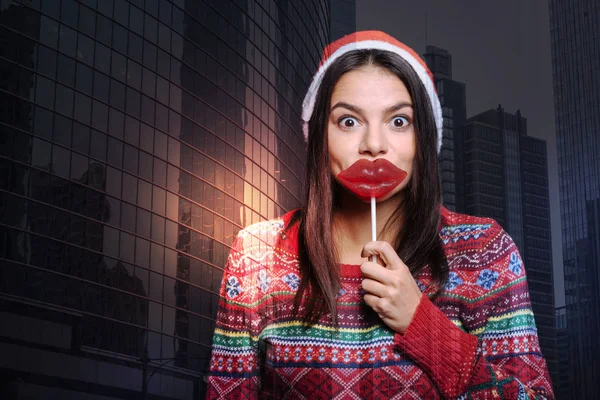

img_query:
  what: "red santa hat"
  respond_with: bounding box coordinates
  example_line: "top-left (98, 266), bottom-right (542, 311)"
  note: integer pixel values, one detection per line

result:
top-left (302, 30), bottom-right (443, 153)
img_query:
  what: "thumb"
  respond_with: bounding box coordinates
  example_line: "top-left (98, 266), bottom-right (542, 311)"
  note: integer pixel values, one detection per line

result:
top-left (361, 244), bottom-right (387, 268)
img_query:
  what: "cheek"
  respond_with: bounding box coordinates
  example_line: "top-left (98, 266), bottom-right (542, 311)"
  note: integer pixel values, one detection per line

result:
top-left (328, 148), bottom-right (344, 176)
top-left (327, 134), bottom-right (349, 173)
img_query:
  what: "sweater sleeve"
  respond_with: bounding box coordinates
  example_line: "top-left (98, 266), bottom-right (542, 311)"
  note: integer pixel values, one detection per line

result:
top-left (394, 232), bottom-right (555, 399)
top-left (205, 234), bottom-right (261, 400)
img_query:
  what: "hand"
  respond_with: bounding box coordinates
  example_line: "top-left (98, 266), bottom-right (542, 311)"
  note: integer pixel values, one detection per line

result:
top-left (360, 241), bottom-right (423, 334)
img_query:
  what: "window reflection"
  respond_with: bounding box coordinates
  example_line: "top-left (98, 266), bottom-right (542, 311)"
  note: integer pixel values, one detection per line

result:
top-left (138, 180), bottom-right (151, 210)
top-left (59, 24), bottom-right (77, 58)
top-left (77, 34), bottom-right (95, 66)
top-left (120, 231), bottom-right (134, 263)
top-left (32, 138), bottom-right (51, 170)
top-left (122, 173), bottom-right (137, 204)
top-left (55, 84), bottom-right (74, 117)
top-left (35, 75), bottom-right (55, 110)
top-left (94, 43), bottom-right (111, 74)
top-left (91, 100), bottom-right (108, 133)
top-left (39, 15), bottom-right (59, 48)
top-left (78, 5), bottom-right (95, 37)
top-left (152, 186), bottom-right (166, 215)
top-left (149, 271), bottom-right (162, 302)
top-left (107, 137), bottom-right (123, 168)
top-left (53, 114), bottom-right (72, 147)
top-left (143, 40), bottom-right (157, 70)
top-left (139, 151), bottom-right (153, 181)
top-left (165, 219), bottom-right (177, 248)
top-left (136, 237), bottom-right (150, 269)
top-left (73, 93), bottom-right (91, 125)
top-left (128, 31), bottom-right (143, 62)
top-left (148, 302), bottom-right (161, 332)
top-left (123, 144), bottom-right (139, 174)
top-left (112, 23), bottom-right (128, 55)
top-left (136, 207), bottom-right (151, 238)
top-left (52, 145), bottom-right (70, 178)
top-left (157, 48), bottom-right (170, 79)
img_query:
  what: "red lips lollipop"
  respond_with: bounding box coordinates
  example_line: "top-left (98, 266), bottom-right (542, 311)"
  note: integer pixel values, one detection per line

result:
top-left (337, 159), bottom-right (408, 201)
top-left (337, 159), bottom-right (408, 262)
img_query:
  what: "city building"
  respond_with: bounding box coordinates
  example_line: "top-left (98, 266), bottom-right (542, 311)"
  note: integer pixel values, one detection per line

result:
top-left (462, 105), bottom-right (557, 387)
top-left (549, 0), bottom-right (600, 396)
top-left (423, 45), bottom-right (467, 212)
top-left (0, 0), bottom-right (333, 398)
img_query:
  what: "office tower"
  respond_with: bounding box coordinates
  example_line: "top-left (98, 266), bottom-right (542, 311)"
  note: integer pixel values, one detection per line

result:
top-left (423, 45), bottom-right (467, 212)
top-left (463, 105), bottom-right (557, 387)
top-left (549, 0), bottom-right (600, 396)
top-left (0, 0), bottom-right (329, 398)
top-left (329, 0), bottom-right (355, 41)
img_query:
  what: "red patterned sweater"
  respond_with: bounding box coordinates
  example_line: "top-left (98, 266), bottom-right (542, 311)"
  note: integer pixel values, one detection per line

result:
top-left (206, 207), bottom-right (554, 399)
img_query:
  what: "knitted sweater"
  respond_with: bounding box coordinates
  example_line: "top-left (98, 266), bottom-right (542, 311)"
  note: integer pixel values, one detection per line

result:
top-left (206, 207), bottom-right (554, 399)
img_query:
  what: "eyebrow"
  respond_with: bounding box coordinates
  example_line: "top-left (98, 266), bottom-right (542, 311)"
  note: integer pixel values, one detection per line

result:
top-left (330, 101), bottom-right (413, 115)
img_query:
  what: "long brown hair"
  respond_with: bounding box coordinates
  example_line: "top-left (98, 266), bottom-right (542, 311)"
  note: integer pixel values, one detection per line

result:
top-left (293, 49), bottom-right (448, 325)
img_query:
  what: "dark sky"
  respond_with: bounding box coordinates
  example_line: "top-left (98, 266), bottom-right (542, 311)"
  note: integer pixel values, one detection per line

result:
top-left (356, 0), bottom-right (565, 306)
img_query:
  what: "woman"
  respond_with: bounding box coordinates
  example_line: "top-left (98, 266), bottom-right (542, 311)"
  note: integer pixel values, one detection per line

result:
top-left (206, 31), bottom-right (554, 399)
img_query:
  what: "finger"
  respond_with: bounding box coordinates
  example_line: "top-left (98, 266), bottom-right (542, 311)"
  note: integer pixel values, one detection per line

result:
top-left (368, 252), bottom-right (384, 267)
top-left (361, 278), bottom-right (388, 298)
top-left (363, 293), bottom-right (380, 311)
top-left (361, 241), bottom-right (405, 271)
top-left (360, 262), bottom-right (392, 283)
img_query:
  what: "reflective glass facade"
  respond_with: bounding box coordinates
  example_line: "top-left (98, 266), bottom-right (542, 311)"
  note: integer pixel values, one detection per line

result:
top-left (463, 106), bottom-right (557, 386)
top-left (0, 0), bottom-right (331, 398)
top-left (549, 0), bottom-right (600, 396)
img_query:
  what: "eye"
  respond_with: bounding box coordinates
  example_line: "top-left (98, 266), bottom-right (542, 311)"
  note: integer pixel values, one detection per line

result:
top-left (390, 116), bottom-right (410, 129)
top-left (338, 116), bottom-right (360, 129)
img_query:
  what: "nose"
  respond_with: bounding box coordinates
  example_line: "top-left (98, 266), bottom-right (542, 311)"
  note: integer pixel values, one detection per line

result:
top-left (359, 123), bottom-right (388, 157)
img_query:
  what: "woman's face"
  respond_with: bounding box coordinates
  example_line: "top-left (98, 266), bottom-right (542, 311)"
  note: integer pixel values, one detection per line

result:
top-left (328, 65), bottom-right (416, 203)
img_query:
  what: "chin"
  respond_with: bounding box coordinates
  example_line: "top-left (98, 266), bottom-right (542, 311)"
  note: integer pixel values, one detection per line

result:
top-left (374, 187), bottom-right (406, 203)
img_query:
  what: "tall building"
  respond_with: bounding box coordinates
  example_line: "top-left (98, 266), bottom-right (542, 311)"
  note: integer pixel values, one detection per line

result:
top-left (462, 105), bottom-right (557, 388)
top-left (422, 45), bottom-right (467, 212)
top-left (329, 0), bottom-right (355, 41)
top-left (549, 0), bottom-right (600, 396)
top-left (0, 0), bottom-right (330, 398)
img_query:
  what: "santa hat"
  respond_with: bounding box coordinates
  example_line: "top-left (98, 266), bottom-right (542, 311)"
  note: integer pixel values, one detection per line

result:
top-left (302, 30), bottom-right (443, 153)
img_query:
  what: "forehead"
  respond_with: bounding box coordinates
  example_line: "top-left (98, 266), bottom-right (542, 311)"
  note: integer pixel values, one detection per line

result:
top-left (331, 65), bottom-right (412, 107)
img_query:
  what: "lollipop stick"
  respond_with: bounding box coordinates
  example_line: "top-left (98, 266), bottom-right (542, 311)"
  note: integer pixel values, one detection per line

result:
top-left (370, 196), bottom-right (377, 263)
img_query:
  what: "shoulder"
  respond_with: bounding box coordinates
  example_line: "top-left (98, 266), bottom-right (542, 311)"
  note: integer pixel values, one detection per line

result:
top-left (438, 207), bottom-right (527, 304)
top-left (228, 209), bottom-right (301, 269)
top-left (439, 206), bottom-right (517, 270)
top-left (223, 210), bottom-right (301, 303)
top-left (235, 208), bottom-right (300, 246)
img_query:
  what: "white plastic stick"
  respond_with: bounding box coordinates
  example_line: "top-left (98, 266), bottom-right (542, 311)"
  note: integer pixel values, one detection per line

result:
top-left (370, 196), bottom-right (377, 263)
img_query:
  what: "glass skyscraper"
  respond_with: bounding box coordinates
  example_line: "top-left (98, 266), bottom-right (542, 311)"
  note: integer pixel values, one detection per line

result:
top-left (549, 0), bottom-right (600, 396)
top-left (462, 106), bottom-right (557, 387)
top-left (0, 0), bottom-right (332, 398)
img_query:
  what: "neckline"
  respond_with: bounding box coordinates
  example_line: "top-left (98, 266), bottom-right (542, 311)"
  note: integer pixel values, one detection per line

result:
top-left (339, 263), bottom-right (362, 278)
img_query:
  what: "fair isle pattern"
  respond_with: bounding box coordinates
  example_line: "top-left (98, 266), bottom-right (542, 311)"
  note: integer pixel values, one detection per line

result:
top-left (206, 207), bottom-right (555, 399)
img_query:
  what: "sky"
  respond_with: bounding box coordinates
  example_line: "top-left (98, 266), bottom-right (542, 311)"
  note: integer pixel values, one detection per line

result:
top-left (355, 0), bottom-right (565, 307)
